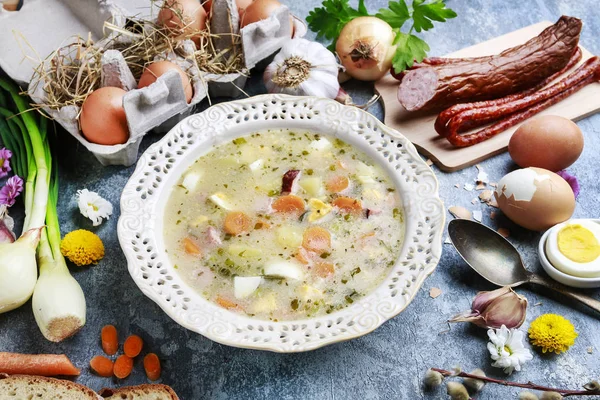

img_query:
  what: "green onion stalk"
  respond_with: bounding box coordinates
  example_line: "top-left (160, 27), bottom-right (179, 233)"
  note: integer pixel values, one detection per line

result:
top-left (0, 78), bottom-right (85, 341)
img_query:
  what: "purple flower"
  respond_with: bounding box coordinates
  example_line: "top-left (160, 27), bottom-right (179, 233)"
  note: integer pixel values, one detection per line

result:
top-left (557, 170), bottom-right (580, 198)
top-left (0, 148), bottom-right (12, 179)
top-left (0, 175), bottom-right (23, 207)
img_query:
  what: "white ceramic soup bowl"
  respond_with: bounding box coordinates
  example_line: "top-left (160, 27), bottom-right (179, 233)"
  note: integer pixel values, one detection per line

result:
top-left (118, 94), bottom-right (444, 352)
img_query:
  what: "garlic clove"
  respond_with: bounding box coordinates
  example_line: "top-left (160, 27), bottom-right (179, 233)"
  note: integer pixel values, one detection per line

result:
top-left (449, 286), bottom-right (527, 329)
top-left (479, 289), bottom-right (527, 329)
top-left (471, 286), bottom-right (512, 313)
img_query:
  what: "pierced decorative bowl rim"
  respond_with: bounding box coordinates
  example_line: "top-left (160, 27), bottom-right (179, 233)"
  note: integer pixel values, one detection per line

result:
top-left (118, 94), bottom-right (445, 352)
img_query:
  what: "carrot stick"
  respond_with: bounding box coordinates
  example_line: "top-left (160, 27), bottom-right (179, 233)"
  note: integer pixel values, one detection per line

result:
top-left (143, 353), bottom-right (161, 381)
top-left (123, 335), bottom-right (144, 358)
top-left (89, 355), bottom-right (114, 377)
top-left (101, 325), bottom-right (118, 356)
top-left (0, 352), bottom-right (80, 376)
top-left (113, 355), bottom-right (133, 379)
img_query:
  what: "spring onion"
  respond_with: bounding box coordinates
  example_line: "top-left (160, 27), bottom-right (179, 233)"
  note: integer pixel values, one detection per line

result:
top-left (0, 78), bottom-right (86, 341)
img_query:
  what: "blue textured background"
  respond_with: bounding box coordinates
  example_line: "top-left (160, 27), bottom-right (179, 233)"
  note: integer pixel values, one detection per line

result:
top-left (1, 1), bottom-right (600, 399)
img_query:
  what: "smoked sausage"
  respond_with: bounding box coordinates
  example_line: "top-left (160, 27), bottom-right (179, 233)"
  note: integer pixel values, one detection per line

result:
top-left (397, 16), bottom-right (582, 111)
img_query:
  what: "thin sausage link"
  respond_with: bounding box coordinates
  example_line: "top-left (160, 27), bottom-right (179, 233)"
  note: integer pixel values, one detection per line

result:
top-left (435, 48), bottom-right (583, 136)
top-left (447, 75), bottom-right (595, 147)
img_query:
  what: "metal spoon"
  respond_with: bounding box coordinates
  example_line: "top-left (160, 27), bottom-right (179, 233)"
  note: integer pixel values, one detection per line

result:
top-left (448, 218), bottom-right (600, 313)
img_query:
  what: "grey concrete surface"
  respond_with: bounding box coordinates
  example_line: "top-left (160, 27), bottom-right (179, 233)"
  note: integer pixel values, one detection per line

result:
top-left (1, 1), bottom-right (600, 399)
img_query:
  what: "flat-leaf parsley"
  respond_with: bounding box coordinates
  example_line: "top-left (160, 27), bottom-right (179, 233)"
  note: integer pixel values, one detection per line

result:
top-left (307, 0), bottom-right (457, 73)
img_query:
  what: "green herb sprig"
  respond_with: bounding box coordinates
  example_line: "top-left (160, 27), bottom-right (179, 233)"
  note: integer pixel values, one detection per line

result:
top-left (306, 0), bottom-right (457, 73)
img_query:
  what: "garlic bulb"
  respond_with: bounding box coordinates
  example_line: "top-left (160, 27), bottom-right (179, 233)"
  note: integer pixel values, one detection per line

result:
top-left (264, 38), bottom-right (340, 99)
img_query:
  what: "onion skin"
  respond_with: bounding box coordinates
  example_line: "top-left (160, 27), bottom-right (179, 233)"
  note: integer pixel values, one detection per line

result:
top-left (336, 16), bottom-right (397, 81)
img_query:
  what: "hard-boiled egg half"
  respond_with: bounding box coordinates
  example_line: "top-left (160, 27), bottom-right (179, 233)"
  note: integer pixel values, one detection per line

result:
top-left (546, 220), bottom-right (600, 278)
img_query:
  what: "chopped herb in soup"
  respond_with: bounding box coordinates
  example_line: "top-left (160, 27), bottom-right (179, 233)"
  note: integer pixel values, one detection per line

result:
top-left (164, 130), bottom-right (404, 321)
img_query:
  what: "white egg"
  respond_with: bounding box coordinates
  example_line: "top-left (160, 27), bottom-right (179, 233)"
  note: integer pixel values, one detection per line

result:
top-left (545, 219), bottom-right (600, 278)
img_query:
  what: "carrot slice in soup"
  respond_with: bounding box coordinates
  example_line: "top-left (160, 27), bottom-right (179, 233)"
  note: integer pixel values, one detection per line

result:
top-left (294, 247), bottom-right (312, 265)
top-left (326, 176), bottom-right (349, 193)
top-left (113, 355), bottom-right (133, 379)
top-left (314, 262), bottom-right (335, 277)
top-left (332, 196), bottom-right (362, 214)
top-left (0, 352), bottom-right (80, 376)
top-left (183, 237), bottom-right (202, 256)
top-left (144, 353), bottom-right (161, 381)
top-left (224, 211), bottom-right (252, 235)
top-left (101, 325), bottom-right (118, 356)
top-left (302, 227), bottom-right (331, 254)
top-left (89, 355), bottom-right (114, 377)
top-left (123, 335), bottom-right (144, 358)
top-left (272, 195), bottom-right (305, 215)
top-left (216, 296), bottom-right (238, 310)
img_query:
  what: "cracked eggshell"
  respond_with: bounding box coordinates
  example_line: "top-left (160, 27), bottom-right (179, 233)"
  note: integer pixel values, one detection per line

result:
top-left (494, 167), bottom-right (575, 231)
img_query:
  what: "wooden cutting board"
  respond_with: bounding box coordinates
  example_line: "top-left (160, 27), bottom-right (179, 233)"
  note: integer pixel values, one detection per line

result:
top-left (375, 21), bottom-right (600, 172)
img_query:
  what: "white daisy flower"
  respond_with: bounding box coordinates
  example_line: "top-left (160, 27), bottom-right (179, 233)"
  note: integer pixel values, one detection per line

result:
top-left (77, 189), bottom-right (113, 226)
top-left (487, 325), bottom-right (533, 375)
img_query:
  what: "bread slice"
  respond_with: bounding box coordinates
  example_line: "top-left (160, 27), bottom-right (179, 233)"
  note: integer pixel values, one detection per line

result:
top-left (0, 374), bottom-right (101, 400)
top-left (98, 384), bottom-right (179, 400)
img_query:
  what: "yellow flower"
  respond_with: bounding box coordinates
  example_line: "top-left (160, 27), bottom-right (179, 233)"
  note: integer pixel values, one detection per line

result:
top-left (528, 314), bottom-right (578, 354)
top-left (60, 229), bottom-right (105, 266)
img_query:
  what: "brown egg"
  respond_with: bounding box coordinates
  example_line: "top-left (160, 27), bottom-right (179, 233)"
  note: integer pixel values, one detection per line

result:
top-left (495, 167), bottom-right (575, 231)
top-left (203, 0), bottom-right (253, 15)
top-left (240, 0), bottom-right (294, 37)
top-left (509, 115), bottom-right (583, 171)
top-left (157, 0), bottom-right (207, 48)
top-left (138, 61), bottom-right (193, 103)
top-left (80, 87), bottom-right (129, 146)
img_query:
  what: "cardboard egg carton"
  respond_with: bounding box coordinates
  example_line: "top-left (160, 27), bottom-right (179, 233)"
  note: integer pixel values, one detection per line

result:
top-left (28, 37), bottom-right (209, 166)
top-left (1, 0), bottom-right (305, 166)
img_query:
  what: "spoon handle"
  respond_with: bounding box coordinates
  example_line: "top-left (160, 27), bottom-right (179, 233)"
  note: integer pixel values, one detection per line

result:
top-left (528, 274), bottom-right (600, 313)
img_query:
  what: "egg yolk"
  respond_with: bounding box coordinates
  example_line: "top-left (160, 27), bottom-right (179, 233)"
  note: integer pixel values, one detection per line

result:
top-left (557, 224), bottom-right (600, 263)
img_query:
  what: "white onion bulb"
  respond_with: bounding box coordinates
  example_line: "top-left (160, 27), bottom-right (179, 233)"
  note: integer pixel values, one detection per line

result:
top-left (336, 16), bottom-right (397, 81)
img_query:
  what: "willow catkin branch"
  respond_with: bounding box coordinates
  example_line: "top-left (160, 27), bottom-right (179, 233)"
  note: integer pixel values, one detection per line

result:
top-left (432, 368), bottom-right (600, 397)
